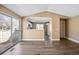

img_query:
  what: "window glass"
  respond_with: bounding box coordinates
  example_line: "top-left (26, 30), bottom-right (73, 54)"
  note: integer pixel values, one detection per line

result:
top-left (36, 24), bottom-right (44, 30)
top-left (0, 13), bottom-right (11, 43)
top-left (12, 18), bottom-right (19, 33)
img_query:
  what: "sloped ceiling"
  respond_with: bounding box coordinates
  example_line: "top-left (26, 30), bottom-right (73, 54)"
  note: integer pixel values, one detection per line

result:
top-left (48, 4), bottom-right (79, 17)
top-left (3, 4), bottom-right (49, 16)
top-left (3, 4), bottom-right (79, 17)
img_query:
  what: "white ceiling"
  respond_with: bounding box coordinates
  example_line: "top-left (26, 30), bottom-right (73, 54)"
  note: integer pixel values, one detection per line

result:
top-left (3, 4), bottom-right (79, 17)
top-left (48, 4), bottom-right (79, 17)
top-left (3, 4), bottom-right (48, 16)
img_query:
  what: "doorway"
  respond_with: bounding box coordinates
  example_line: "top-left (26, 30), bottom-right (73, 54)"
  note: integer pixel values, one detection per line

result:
top-left (60, 18), bottom-right (68, 39)
top-left (44, 22), bottom-right (50, 41)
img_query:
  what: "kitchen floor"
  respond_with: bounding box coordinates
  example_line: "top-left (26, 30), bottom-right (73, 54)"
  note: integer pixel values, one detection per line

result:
top-left (2, 39), bottom-right (79, 55)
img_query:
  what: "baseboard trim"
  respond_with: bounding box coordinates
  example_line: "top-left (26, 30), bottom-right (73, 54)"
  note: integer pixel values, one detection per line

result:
top-left (51, 39), bottom-right (60, 41)
top-left (22, 39), bottom-right (44, 41)
top-left (66, 37), bottom-right (79, 43)
top-left (22, 39), bottom-right (60, 41)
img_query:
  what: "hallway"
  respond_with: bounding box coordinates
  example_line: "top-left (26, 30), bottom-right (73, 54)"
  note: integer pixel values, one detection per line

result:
top-left (3, 39), bottom-right (79, 55)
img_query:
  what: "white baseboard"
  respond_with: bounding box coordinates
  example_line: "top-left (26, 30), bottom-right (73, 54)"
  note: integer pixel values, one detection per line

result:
top-left (22, 39), bottom-right (60, 41)
top-left (51, 39), bottom-right (60, 41)
top-left (66, 37), bottom-right (79, 43)
top-left (22, 39), bottom-right (44, 41)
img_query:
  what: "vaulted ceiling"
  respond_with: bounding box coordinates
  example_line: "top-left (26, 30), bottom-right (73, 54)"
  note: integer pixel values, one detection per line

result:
top-left (3, 4), bottom-right (79, 17)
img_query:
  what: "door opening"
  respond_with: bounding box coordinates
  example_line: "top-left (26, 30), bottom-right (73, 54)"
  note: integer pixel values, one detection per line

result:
top-left (44, 22), bottom-right (50, 41)
top-left (60, 18), bottom-right (68, 39)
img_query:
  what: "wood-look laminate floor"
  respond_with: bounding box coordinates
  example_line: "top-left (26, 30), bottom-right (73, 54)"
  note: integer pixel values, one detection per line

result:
top-left (3, 39), bottom-right (79, 55)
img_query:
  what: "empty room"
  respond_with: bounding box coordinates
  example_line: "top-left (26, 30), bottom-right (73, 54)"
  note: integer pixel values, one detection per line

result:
top-left (0, 4), bottom-right (79, 55)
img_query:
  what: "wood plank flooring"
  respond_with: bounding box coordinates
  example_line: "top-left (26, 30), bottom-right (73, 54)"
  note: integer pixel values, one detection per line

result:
top-left (2, 39), bottom-right (79, 55)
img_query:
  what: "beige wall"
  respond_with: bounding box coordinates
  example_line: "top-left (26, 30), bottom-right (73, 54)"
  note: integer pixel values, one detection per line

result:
top-left (68, 15), bottom-right (79, 42)
top-left (22, 11), bottom-right (68, 40)
top-left (23, 30), bottom-right (44, 39)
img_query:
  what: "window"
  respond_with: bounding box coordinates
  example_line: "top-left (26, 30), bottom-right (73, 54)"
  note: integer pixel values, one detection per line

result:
top-left (0, 12), bottom-right (21, 54)
top-left (0, 13), bottom-right (11, 43)
top-left (0, 13), bottom-right (20, 43)
top-left (12, 17), bottom-right (19, 33)
top-left (36, 24), bottom-right (44, 30)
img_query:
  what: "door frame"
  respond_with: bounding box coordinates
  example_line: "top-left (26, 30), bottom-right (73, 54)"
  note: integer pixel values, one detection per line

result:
top-left (60, 18), bottom-right (68, 39)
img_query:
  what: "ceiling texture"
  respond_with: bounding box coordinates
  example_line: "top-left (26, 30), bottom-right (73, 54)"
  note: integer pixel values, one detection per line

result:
top-left (3, 4), bottom-right (79, 17)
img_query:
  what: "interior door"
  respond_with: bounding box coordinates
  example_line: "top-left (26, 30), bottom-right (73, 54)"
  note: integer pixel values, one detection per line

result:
top-left (60, 19), bottom-right (66, 38)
